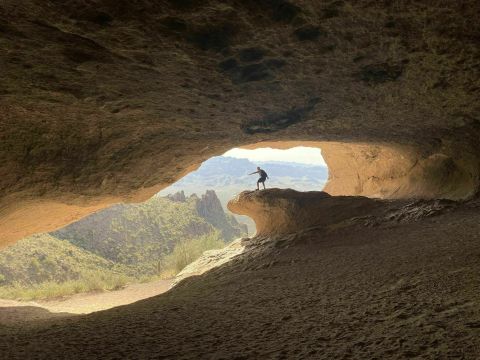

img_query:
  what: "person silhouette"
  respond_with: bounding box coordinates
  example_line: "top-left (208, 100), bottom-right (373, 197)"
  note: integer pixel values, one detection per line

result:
top-left (249, 166), bottom-right (269, 190)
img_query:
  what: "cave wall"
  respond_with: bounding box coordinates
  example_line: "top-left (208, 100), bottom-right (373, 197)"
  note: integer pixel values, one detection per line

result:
top-left (242, 140), bottom-right (480, 201)
top-left (1, 0), bottom-right (479, 246)
top-left (321, 142), bottom-right (480, 200)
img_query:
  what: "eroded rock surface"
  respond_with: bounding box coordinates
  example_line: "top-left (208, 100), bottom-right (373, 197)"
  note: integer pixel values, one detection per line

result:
top-left (228, 188), bottom-right (386, 236)
top-left (321, 142), bottom-right (480, 200)
top-left (1, 194), bottom-right (480, 359)
top-left (1, 1), bottom-right (480, 244)
top-left (228, 188), bottom-right (461, 237)
top-left (171, 237), bottom-right (245, 287)
top-left (1, 2), bottom-right (480, 357)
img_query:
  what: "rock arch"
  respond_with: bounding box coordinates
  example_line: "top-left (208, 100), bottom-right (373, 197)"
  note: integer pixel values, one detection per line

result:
top-left (1, 0), bottom-right (479, 246)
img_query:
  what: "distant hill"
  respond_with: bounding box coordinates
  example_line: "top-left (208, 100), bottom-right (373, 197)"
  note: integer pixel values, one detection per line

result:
top-left (0, 234), bottom-right (132, 287)
top-left (0, 155), bottom-right (327, 299)
top-left (159, 156), bottom-right (328, 189)
top-left (52, 190), bottom-right (247, 274)
top-left (0, 191), bottom-right (247, 300)
top-left (158, 156), bottom-right (329, 233)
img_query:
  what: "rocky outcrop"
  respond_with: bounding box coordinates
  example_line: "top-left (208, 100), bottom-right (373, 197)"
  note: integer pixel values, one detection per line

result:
top-left (1, 1), bottom-right (480, 245)
top-left (166, 191), bottom-right (186, 203)
top-left (195, 190), bottom-right (224, 219)
top-left (227, 188), bottom-right (461, 237)
top-left (195, 190), bottom-right (248, 240)
top-left (227, 189), bottom-right (385, 237)
top-left (171, 237), bottom-right (245, 287)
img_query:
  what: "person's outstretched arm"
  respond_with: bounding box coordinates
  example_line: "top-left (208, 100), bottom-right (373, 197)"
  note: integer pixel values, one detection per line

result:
top-left (248, 171), bottom-right (258, 175)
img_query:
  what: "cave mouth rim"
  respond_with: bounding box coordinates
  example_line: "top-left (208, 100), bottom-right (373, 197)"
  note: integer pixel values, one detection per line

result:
top-left (1, 138), bottom-right (477, 248)
top-left (158, 142), bottom-right (331, 236)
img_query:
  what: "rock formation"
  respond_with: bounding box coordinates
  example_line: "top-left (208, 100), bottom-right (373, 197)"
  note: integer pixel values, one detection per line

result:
top-left (227, 188), bottom-right (458, 238)
top-left (1, 1), bottom-right (480, 358)
top-left (194, 189), bottom-right (248, 239)
top-left (166, 190), bottom-right (186, 202)
top-left (228, 189), bottom-right (379, 236)
top-left (1, 0), bottom-right (480, 245)
top-left (195, 190), bottom-right (225, 219)
top-left (171, 237), bottom-right (246, 287)
top-left (2, 191), bottom-right (480, 358)
top-left (176, 188), bottom-right (450, 287)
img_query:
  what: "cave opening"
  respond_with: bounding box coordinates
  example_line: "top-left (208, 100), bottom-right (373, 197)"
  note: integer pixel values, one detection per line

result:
top-left (1, 0), bottom-right (479, 355)
top-left (0, 137), bottom-right (477, 325)
top-left (0, 144), bottom-right (328, 316)
top-left (159, 144), bottom-right (329, 235)
top-left (1, 137), bottom-right (475, 317)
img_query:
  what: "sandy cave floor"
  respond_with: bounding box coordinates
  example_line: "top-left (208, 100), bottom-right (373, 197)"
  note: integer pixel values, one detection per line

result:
top-left (0, 279), bottom-right (173, 324)
top-left (0, 198), bottom-right (480, 359)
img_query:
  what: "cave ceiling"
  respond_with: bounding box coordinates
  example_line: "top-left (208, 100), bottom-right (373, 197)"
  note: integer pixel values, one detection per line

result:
top-left (0, 0), bottom-right (479, 243)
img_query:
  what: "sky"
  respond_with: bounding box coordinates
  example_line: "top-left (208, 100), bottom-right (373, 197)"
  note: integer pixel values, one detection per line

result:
top-left (222, 146), bottom-right (327, 166)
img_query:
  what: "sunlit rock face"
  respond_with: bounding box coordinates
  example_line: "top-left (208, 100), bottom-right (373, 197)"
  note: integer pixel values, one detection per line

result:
top-left (242, 141), bottom-right (480, 201)
top-left (171, 237), bottom-right (245, 287)
top-left (321, 142), bottom-right (480, 201)
top-left (228, 188), bottom-right (459, 237)
top-left (1, 1), bottom-right (479, 244)
top-left (227, 189), bottom-right (382, 236)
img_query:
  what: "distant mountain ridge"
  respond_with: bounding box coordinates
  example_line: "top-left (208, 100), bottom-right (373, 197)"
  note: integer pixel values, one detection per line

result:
top-left (158, 156), bottom-right (329, 234)
top-left (166, 156), bottom-right (328, 185)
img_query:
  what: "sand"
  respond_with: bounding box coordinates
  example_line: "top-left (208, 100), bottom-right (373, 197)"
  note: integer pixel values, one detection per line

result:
top-left (0, 195), bottom-right (479, 359)
top-left (0, 279), bottom-right (172, 325)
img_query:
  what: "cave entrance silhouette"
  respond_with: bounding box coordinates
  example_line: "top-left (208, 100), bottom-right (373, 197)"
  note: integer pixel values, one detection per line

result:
top-left (0, 141), bottom-right (475, 322)
top-left (1, 139), bottom-right (476, 250)
top-left (158, 143), bottom-right (329, 235)
top-left (0, 143), bottom-right (328, 317)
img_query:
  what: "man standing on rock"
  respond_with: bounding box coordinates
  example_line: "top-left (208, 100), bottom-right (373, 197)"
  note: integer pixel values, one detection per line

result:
top-left (249, 167), bottom-right (269, 190)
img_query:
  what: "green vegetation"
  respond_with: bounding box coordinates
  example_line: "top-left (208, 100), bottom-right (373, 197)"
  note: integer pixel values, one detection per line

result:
top-left (0, 272), bottom-right (130, 301)
top-left (161, 231), bottom-right (225, 277)
top-left (52, 193), bottom-right (245, 276)
top-left (0, 191), bottom-right (247, 300)
top-left (0, 234), bottom-right (134, 300)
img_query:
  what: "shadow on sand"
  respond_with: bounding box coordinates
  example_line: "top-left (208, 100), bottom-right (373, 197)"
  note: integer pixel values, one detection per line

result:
top-left (0, 304), bottom-right (75, 325)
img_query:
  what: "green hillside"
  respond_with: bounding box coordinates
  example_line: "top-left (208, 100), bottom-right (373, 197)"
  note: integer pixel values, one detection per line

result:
top-left (52, 190), bottom-right (246, 275)
top-left (0, 191), bottom-right (247, 300)
top-left (0, 234), bottom-right (133, 300)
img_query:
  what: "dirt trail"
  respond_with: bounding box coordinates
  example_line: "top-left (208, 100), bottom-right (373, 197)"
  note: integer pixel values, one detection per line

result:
top-left (0, 279), bottom-right (172, 324)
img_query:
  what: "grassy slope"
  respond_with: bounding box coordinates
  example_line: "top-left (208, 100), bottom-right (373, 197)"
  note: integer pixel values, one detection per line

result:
top-left (0, 192), bottom-right (246, 300)
top-left (0, 234), bottom-right (134, 300)
top-left (52, 195), bottom-right (245, 275)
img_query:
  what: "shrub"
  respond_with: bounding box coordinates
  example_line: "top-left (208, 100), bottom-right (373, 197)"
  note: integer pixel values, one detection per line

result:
top-left (161, 231), bottom-right (225, 274)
